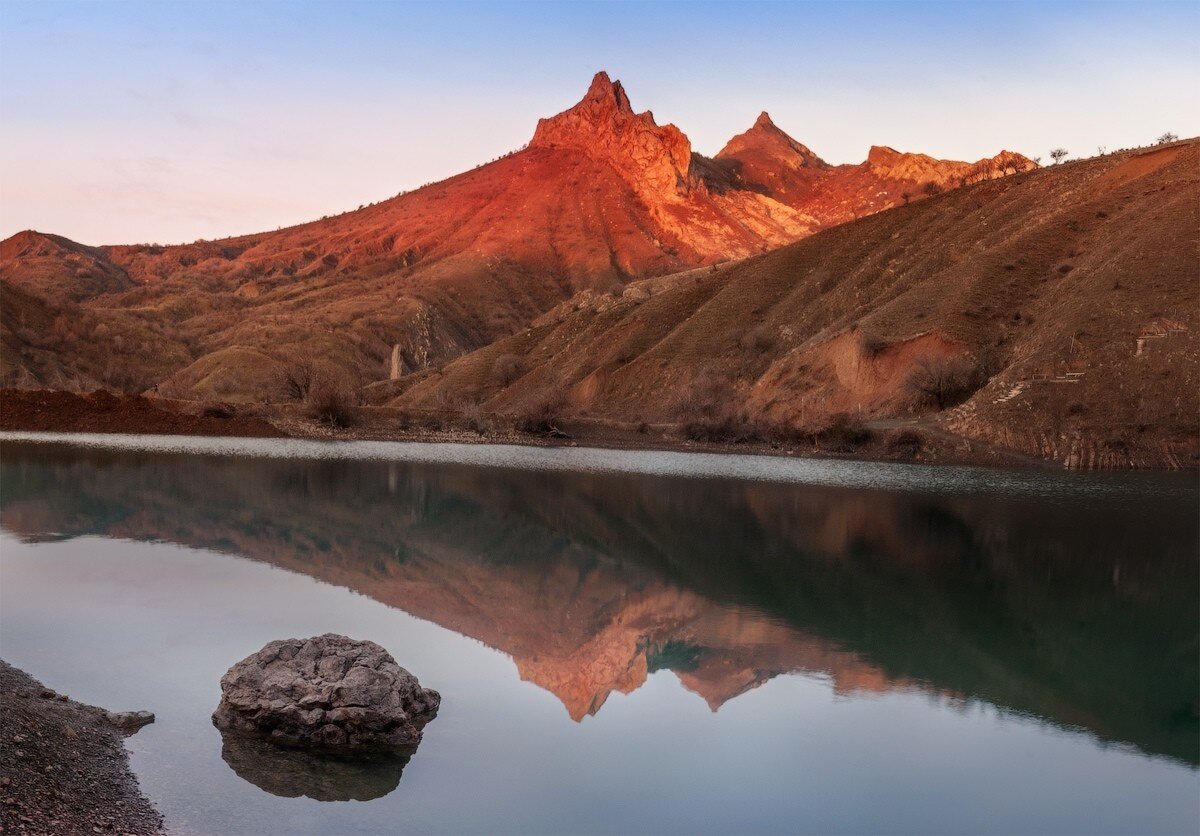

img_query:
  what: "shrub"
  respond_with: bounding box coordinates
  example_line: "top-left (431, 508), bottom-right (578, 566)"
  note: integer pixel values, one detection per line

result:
top-left (461, 403), bottom-right (489, 435)
top-left (278, 360), bottom-right (315, 401)
top-left (859, 332), bottom-right (889, 358)
top-left (740, 326), bottom-right (776, 355)
top-left (515, 396), bottom-right (567, 436)
top-left (493, 354), bottom-right (524, 385)
top-left (201, 403), bottom-right (234, 419)
top-left (888, 429), bottom-right (922, 456)
top-left (818, 412), bottom-right (873, 450)
top-left (307, 380), bottom-right (356, 428)
top-left (905, 355), bottom-right (983, 411)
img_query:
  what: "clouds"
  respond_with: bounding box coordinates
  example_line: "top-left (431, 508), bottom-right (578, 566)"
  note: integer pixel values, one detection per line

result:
top-left (1, 0), bottom-right (1197, 244)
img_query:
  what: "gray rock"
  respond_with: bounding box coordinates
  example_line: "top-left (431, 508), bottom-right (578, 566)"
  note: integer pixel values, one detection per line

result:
top-left (104, 711), bottom-right (155, 734)
top-left (211, 634), bottom-right (440, 750)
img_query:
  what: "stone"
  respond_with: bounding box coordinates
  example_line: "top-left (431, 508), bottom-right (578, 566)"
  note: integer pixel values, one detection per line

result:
top-left (211, 634), bottom-right (440, 751)
top-left (104, 711), bottom-right (154, 733)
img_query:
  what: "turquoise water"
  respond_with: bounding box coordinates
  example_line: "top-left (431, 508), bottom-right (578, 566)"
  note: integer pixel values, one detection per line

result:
top-left (1, 435), bottom-right (1196, 834)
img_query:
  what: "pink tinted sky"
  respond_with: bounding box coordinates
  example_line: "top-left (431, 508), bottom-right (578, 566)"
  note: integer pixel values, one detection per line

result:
top-left (1, 0), bottom-right (1197, 245)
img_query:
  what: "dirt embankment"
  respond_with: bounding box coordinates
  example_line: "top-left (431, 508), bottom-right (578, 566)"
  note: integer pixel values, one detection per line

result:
top-left (0, 389), bottom-right (285, 437)
top-left (0, 661), bottom-right (163, 835)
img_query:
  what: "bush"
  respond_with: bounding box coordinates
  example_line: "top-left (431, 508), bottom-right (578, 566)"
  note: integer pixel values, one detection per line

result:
top-left (493, 354), bottom-right (524, 385)
top-left (859, 332), bottom-right (889, 358)
top-left (201, 403), bottom-right (234, 419)
top-left (904, 355), bottom-right (983, 411)
top-left (278, 360), bottom-right (315, 401)
top-left (739, 326), bottom-right (776, 355)
top-left (888, 429), bottom-right (922, 456)
top-left (817, 413), bottom-right (873, 451)
top-left (460, 403), bottom-right (489, 435)
top-left (307, 381), bottom-right (356, 428)
top-left (515, 396), bottom-right (567, 436)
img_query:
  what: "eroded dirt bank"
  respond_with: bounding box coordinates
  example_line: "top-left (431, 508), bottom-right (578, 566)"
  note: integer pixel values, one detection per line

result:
top-left (0, 661), bottom-right (163, 835)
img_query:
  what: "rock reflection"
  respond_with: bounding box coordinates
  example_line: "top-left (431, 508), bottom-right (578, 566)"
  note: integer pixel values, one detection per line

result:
top-left (218, 730), bottom-right (411, 802)
top-left (1, 441), bottom-right (1196, 765)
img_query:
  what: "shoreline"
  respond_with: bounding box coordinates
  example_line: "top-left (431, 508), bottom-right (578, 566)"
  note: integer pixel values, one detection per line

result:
top-left (0, 661), bottom-right (163, 835)
top-left (0, 389), bottom-right (1059, 471)
top-left (3, 388), bottom-right (1191, 471)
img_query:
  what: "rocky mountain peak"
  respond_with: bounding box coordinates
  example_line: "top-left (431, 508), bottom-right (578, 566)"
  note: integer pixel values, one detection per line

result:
top-left (582, 71), bottom-right (633, 113)
top-left (530, 72), bottom-right (693, 196)
top-left (716, 112), bottom-right (827, 169)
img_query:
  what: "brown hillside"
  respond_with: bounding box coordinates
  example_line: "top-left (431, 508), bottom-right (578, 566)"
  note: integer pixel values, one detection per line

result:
top-left (398, 141), bottom-right (1199, 468)
top-left (0, 72), bottom-right (1031, 398)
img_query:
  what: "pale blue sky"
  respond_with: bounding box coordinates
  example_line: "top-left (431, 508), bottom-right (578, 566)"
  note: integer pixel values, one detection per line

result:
top-left (2, 0), bottom-right (1197, 244)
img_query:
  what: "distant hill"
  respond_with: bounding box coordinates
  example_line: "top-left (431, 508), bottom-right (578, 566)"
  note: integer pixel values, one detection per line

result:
top-left (0, 72), bottom-right (1032, 399)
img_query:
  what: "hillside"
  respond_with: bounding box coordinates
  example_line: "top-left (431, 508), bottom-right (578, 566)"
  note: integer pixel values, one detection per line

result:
top-left (397, 141), bottom-right (1199, 468)
top-left (0, 72), bottom-right (1032, 399)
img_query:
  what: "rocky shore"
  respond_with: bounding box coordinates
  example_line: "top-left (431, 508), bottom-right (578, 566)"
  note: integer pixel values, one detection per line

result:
top-left (0, 662), bottom-right (163, 835)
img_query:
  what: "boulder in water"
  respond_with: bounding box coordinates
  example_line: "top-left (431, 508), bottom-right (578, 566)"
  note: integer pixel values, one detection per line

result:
top-left (211, 634), bottom-right (440, 750)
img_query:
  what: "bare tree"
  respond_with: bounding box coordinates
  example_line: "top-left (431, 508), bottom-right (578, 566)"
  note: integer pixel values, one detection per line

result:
top-left (1049, 148), bottom-right (1068, 165)
top-left (900, 191), bottom-right (911, 205)
top-left (1156, 132), bottom-right (1178, 145)
top-left (905, 356), bottom-right (980, 410)
top-left (922, 181), bottom-right (942, 196)
top-left (278, 360), bottom-right (315, 401)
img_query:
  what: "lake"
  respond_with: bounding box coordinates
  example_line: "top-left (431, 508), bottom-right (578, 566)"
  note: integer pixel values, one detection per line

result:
top-left (0, 434), bottom-right (1196, 834)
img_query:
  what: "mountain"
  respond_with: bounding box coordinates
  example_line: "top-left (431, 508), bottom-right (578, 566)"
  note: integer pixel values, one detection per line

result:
top-left (398, 140), bottom-right (1199, 468)
top-left (0, 72), bottom-right (1033, 398)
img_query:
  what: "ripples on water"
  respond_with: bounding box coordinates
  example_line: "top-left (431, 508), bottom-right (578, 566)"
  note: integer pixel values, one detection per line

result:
top-left (0, 433), bottom-right (1196, 834)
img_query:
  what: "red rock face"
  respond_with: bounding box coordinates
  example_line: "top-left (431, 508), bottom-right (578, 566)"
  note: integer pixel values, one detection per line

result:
top-left (531, 72), bottom-right (693, 198)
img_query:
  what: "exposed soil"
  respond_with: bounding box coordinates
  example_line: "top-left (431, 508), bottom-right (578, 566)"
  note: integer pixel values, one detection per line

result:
top-left (0, 661), bottom-right (163, 835)
top-left (0, 389), bottom-right (284, 437)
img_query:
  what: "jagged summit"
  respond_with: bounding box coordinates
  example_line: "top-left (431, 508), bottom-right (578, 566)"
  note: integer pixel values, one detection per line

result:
top-left (581, 71), bottom-right (632, 113)
top-left (530, 71), bottom-right (693, 195)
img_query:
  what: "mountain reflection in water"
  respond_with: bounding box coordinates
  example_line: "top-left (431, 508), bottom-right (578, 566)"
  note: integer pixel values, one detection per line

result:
top-left (1, 442), bottom-right (1196, 768)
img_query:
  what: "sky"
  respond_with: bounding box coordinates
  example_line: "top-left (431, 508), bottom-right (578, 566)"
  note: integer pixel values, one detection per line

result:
top-left (1, 0), bottom-right (1197, 245)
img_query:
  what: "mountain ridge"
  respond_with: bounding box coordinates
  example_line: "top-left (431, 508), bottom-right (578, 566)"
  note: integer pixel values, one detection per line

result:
top-left (3, 71), bottom-right (1051, 431)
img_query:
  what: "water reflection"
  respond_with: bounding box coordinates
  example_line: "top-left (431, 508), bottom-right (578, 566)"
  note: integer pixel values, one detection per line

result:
top-left (217, 731), bottom-right (411, 802)
top-left (1, 441), bottom-right (1196, 768)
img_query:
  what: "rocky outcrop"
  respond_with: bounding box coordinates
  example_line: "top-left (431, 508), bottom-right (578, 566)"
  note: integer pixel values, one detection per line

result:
top-left (867, 144), bottom-right (1037, 187)
top-left (211, 634), bottom-right (440, 750)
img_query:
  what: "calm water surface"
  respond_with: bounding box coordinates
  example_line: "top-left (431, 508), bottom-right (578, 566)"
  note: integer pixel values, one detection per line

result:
top-left (0, 434), bottom-right (1196, 834)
